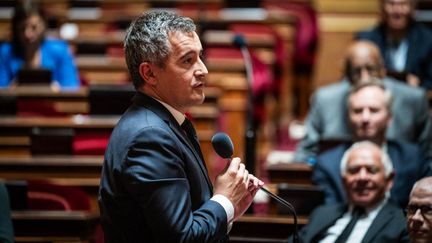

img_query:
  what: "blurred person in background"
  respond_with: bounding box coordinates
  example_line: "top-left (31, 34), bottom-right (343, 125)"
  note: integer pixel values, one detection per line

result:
top-left (0, 0), bottom-right (80, 89)
top-left (406, 176), bottom-right (432, 243)
top-left (356, 0), bottom-right (432, 89)
top-left (312, 80), bottom-right (431, 208)
top-left (292, 141), bottom-right (409, 243)
top-left (294, 40), bottom-right (431, 163)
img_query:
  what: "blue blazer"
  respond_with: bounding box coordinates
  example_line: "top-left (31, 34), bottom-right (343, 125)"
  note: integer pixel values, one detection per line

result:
top-left (294, 78), bottom-right (432, 163)
top-left (312, 141), bottom-right (431, 208)
top-left (356, 22), bottom-right (432, 89)
top-left (99, 92), bottom-right (228, 243)
top-left (0, 38), bottom-right (80, 88)
top-left (292, 202), bottom-right (409, 243)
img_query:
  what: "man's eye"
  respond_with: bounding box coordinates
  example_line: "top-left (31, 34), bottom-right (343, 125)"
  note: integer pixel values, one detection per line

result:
top-left (347, 167), bottom-right (360, 174)
top-left (367, 166), bottom-right (380, 174)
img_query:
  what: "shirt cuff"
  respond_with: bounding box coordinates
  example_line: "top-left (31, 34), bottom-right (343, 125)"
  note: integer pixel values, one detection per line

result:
top-left (211, 194), bottom-right (234, 226)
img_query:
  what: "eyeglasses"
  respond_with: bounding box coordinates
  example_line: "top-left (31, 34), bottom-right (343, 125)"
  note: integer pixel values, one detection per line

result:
top-left (406, 204), bottom-right (432, 216)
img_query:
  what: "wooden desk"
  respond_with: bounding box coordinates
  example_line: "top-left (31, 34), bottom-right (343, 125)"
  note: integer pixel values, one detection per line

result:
top-left (0, 156), bottom-right (102, 180)
top-left (230, 214), bottom-right (307, 243)
top-left (267, 162), bottom-right (313, 184)
top-left (12, 210), bottom-right (100, 243)
top-left (0, 115), bottom-right (119, 130)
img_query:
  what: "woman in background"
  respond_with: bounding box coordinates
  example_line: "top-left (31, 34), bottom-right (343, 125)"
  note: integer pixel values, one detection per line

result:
top-left (0, 0), bottom-right (80, 89)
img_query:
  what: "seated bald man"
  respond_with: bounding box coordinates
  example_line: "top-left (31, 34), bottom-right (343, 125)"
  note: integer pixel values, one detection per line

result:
top-left (406, 176), bottom-right (432, 243)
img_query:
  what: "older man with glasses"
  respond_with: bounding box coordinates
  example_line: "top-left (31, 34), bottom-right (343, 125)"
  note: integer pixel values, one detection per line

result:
top-left (406, 176), bottom-right (432, 242)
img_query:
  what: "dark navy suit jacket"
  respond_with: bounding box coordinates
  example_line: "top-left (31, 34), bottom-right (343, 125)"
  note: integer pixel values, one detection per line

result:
top-left (356, 22), bottom-right (432, 89)
top-left (292, 202), bottom-right (409, 243)
top-left (312, 141), bottom-right (431, 208)
top-left (99, 92), bottom-right (228, 243)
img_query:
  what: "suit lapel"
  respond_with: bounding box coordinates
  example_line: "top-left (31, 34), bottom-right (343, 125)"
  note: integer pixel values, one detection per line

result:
top-left (308, 205), bottom-right (347, 242)
top-left (361, 202), bottom-right (394, 243)
top-left (132, 93), bottom-right (213, 192)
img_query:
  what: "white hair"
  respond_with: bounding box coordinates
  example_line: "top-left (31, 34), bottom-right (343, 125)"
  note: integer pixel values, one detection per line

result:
top-left (340, 141), bottom-right (393, 177)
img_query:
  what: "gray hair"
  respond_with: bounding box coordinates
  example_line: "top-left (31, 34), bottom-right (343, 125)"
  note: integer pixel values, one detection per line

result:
top-left (340, 141), bottom-right (394, 177)
top-left (124, 10), bottom-right (196, 89)
top-left (348, 78), bottom-right (393, 112)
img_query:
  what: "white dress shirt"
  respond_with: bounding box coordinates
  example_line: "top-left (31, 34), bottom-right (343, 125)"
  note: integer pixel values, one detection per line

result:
top-left (320, 199), bottom-right (387, 243)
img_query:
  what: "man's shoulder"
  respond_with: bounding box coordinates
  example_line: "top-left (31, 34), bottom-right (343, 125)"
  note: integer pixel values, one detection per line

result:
top-left (355, 25), bottom-right (381, 39)
top-left (384, 78), bottom-right (426, 98)
top-left (411, 22), bottom-right (432, 38)
top-left (381, 201), bottom-right (407, 219)
top-left (316, 143), bottom-right (350, 168)
top-left (387, 140), bottom-right (420, 154)
top-left (314, 81), bottom-right (349, 100)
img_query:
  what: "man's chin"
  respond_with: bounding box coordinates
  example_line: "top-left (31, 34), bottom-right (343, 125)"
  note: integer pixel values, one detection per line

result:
top-left (351, 194), bottom-right (374, 207)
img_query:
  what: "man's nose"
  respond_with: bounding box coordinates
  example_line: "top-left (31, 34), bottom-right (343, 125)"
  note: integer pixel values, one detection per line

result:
top-left (198, 58), bottom-right (208, 75)
top-left (360, 68), bottom-right (372, 82)
top-left (361, 109), bottom-right (371, 121)
top-left (357, 167), bottom-right (370, 180)
top-left (411, 208), bottom-right (424, 221)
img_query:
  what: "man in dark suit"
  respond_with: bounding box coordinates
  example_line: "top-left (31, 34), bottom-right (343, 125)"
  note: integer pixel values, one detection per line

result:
top-left (295, 141), bottom-right (409, 243)
top-left (313, 81), bottom-right (431, 208)
top-left (406, 176), bottom-right (432, 243)
top-left (98, 11), bottom-right (263, 243)
top-left (294, 40), bottom-right (432, 163)
top-left (356, 0), bottom-right (432, 89)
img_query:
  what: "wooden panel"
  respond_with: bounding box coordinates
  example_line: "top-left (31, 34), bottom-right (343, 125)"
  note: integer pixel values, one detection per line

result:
top-left (230, 214), bottom-right (308, 242)
top-left (12, 210), bottom-right (100, 243)
top-left (266, 162), bottom-right (312, 184)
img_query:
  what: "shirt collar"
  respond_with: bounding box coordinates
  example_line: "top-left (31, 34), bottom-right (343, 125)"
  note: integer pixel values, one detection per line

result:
top-left (153, 98), bottom-right (186, 126)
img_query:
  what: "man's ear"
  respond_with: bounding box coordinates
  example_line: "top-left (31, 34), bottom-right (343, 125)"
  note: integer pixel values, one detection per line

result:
top-left (385, 171), bottom-right (395, 192)
top-left (139, 62), bottom-right (157, 85)
top-left (386, 113), bottom-right (392, 127)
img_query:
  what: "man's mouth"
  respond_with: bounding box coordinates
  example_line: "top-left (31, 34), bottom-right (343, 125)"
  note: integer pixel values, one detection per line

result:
top-left (193, 82), bottom-right (204, 88)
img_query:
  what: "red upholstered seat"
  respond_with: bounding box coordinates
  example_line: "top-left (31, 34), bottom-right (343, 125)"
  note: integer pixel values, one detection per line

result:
top-left (17, 100), bottom-right (67, 117)
top-left (72, 131), bottom-right (111, 155)
top-left (27, 180), bottom-right (91, 211)
top-left (26, 180), bottom-right (104, 242)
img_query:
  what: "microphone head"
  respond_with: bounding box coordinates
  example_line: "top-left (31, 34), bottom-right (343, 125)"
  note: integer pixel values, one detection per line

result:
top-left (233, 34), bottom-right (246, 48)
top-left (211, 132), bottom-right (234, 159)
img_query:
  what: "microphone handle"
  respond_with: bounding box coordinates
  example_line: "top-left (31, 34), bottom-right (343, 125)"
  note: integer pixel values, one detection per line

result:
top-left (259, 187), bottom-right (293, 211)
top-left (259, 186), bottom-right (299, 243)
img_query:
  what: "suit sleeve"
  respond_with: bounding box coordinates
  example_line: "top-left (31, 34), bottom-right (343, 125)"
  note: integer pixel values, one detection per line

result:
top-left (121, 126), bottom-right (227, 243)
top-left (52, 41), bottom-right (80, 88)
top-left (0, 44), bottom-right (12, 87)
top-left (294, 92), bottom-right (321, 162)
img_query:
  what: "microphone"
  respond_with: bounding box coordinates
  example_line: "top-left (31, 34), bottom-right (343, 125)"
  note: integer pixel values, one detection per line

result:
top-left (211, 132), bottom-right (233, 159)
top-left (232, 34), bottom-right (257, 176)
top-left (233, 34), bottom-right (247, 49)
top-left (211, 132), bottom-right (299, 242)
